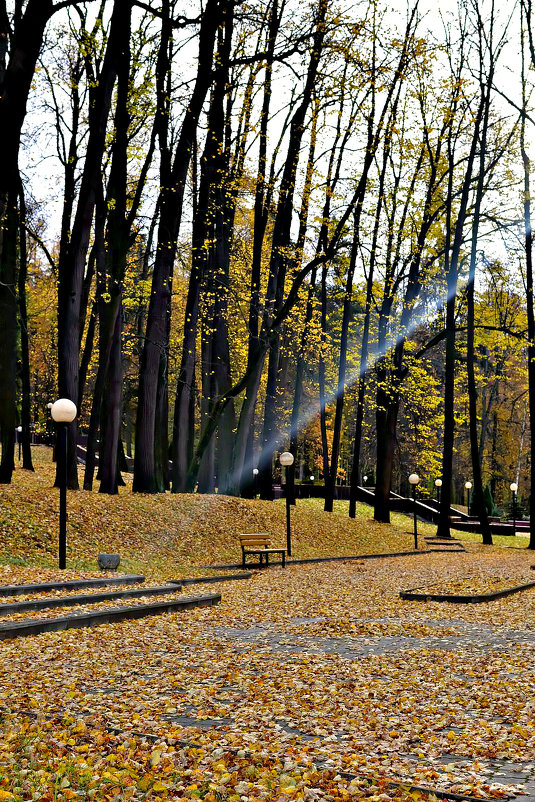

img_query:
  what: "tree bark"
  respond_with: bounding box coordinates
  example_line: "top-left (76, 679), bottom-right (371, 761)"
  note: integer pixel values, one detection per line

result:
top-left (235, 0), bottom-right (281, 499)
top-left (520, 8), bottom-right (535, 548)
top-left (136, 0), bottom-right (224, 492)
top-left (57, 0), bottom-right (131, 489)
top-left (17, 185), bottom-right (34, 471)
top-left (257, 0), bottom-right (328, 500)
top-left (0, 0), bottom-right (57, 482)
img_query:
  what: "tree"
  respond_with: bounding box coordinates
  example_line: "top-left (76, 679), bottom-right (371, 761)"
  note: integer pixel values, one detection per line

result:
top-left (0, 0), bottom-right (95, 482)
top-left (134, 0), bottom-right (227, 493)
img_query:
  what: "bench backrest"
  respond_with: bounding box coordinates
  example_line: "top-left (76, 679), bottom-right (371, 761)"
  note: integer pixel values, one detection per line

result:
top-left (239, 533), bottom-right (270, 547)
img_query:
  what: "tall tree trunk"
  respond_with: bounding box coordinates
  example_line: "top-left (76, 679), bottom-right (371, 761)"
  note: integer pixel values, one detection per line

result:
top-left (0, 189), bottom-right (18, 482)
top-left (318, 265), bottom-right (330, 487)
top-left (78, 184), bottom-right (106, 411)
top-left (524, 150), bottom-right (535, 549)
top-left (0, 0), bottom-right (57, 482)
top-left (17, 185), bottom-right (34, 471)
top-left (83, 0), bottom-right (133, 492)
top-left (348, 104), bottom-right (395, 516)
top-left (374, 381), bottom-right (400, 523)
top-left (521, 10), bottom-right (535, 547)
top-left (257, 0), bottom-right (328, 499)
top-left (466, 50), bottom-right (493, 546)
top-left (136, 0), bottom-right (223, 492)
top-left (99, 305), bottom-right (123, 493)
top-left (57, 0), bottom-right (131, 489)
top-left (286, 98), bottom-right (319, 504)
top-left (324, 222), bottom-right (359, 512)
top-left (198, 315), bottom-right (216, 493)
top-left (190, 8), bottom-right (236, 496)
top-left (436, 251), bottom-right (457, 538)
top-left (237, 0), bottom-right (281, 498)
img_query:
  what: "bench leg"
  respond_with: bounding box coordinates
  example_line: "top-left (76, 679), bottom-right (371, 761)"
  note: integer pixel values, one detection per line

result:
top-left (266, 552), bottom-right (269, 566)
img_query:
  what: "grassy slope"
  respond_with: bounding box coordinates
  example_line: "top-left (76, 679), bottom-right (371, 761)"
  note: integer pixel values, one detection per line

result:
top-left (0, 447), bottom-right (510, 581)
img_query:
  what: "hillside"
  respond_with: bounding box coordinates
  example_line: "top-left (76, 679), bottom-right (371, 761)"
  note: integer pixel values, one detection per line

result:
top-left (0, 447), bottom-right (440, 579)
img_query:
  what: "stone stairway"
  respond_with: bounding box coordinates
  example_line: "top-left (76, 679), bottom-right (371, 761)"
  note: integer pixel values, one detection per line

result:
top-left (423, 536), bottom-right (466, 553)
top-left (0, 574), bottom-right (221, 641)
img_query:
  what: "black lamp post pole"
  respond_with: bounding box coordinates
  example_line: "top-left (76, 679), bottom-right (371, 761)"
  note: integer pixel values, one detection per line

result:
top-left (286, 468), bottom-right (292, 557)
top-left (58, 422), bottom-right (67, 569)
top-left (512, 491), bottom-right (517, 538)
top-left (412, 485), bottom-right (418, 549)
top-left (436, 484), bottom-right (441, 503)
top-left (467, 487), bottom-right (471, 516)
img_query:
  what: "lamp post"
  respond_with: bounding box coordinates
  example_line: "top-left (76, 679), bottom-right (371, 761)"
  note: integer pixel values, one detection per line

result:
top-left (252, 467), bottom-right (259, 497)
top-left (280, 452), bottom-right (294, 557)
top-left (465, 481), bottom-right (472, 516)
top-left (50, 399), bottom-right (77, 569)
top-left (408, 473), bottom-right (420, 549)
top-left (363, 475), bottom-right (368, 485)
top-left (510, 482), bottom-right (518, 537)
top-left (16, 426), bottom-right (22, 462)
top-left (435, 478), bottom-right (442, 504)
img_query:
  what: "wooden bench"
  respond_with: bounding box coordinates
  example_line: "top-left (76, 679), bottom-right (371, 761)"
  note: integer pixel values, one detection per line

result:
top-left (239, 533), bottom-right (286, 569)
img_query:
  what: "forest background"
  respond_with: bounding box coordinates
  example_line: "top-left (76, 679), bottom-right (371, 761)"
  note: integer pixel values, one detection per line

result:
top-left (1, 0), bottom-right (534, 544)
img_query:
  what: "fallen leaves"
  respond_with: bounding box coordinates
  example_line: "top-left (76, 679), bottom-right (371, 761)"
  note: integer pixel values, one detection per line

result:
top-left (0, 448), bottom-right (432, 578)
top-left (1, 452), bottom-right (535, 799)
top-left (0, 552), bottom-right (535, 800)
top-left (409, 577), bottom-right (534, 597)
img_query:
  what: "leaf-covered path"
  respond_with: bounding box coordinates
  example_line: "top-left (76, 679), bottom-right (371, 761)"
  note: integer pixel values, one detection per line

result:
top-left (1, 548), bottom-right (535, 801)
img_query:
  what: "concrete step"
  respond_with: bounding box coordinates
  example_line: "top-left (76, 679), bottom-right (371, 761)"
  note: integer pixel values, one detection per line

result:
top-left (0, 584), bottom-right (182, 615)
top-left (427, 548), bottom-right (466, 553)
top-left (0, 574), bottom-right (145, 598)
top-left (424, 536), bottom-right (462, 542)
top-left (170, 572), bottom-right (252, 586)
top-left (0, 593), bottom-right (221, 640)
top-left (401, 580), bottom-right (535, 604)
top-left (423, 537), bottom-right (466, 551)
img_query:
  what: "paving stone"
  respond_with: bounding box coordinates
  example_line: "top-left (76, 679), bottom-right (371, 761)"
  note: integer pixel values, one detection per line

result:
top-left (163, 715), bottom-right (232, 730)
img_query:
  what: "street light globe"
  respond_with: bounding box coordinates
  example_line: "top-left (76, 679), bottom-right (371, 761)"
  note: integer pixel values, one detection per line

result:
top-left (279, 451), bottom-right (294, 467)
top-left (363, 475), bottom-right (368, 483)
top-left (510, 482), bottom-right (518, 493)
top-left (408, 473), bottom-right (420, 485)
top-left (465, 481), bottom-right (472, 490)
top-left (252, 468), bottom-right (259, 476)
top-left (50, 398), bottom-right (77, 424)
top-left (16, 426), bottom-right (22, 433)
top-left (435, 478), bottom-right (442, 487)
top-left (310, 475), bottom-right (315, 481)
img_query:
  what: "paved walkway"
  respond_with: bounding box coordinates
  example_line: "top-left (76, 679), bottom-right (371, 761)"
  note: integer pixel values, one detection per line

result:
top-left (3, 549), bottom-right (535, 800)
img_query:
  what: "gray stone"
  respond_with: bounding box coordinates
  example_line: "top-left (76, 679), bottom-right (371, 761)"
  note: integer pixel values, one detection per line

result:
top-left (98, 553), bottom-right (120, 570)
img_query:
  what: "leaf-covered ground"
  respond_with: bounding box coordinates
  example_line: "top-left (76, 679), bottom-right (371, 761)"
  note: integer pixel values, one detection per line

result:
top-left (0, 448), bottom-right (440, 578)
top-left (1, 550), bottom-right (535, 801)
top-left (2, 450), bottom-right (535, 800)
top-left (405, 576), bottom-right (535, 597)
